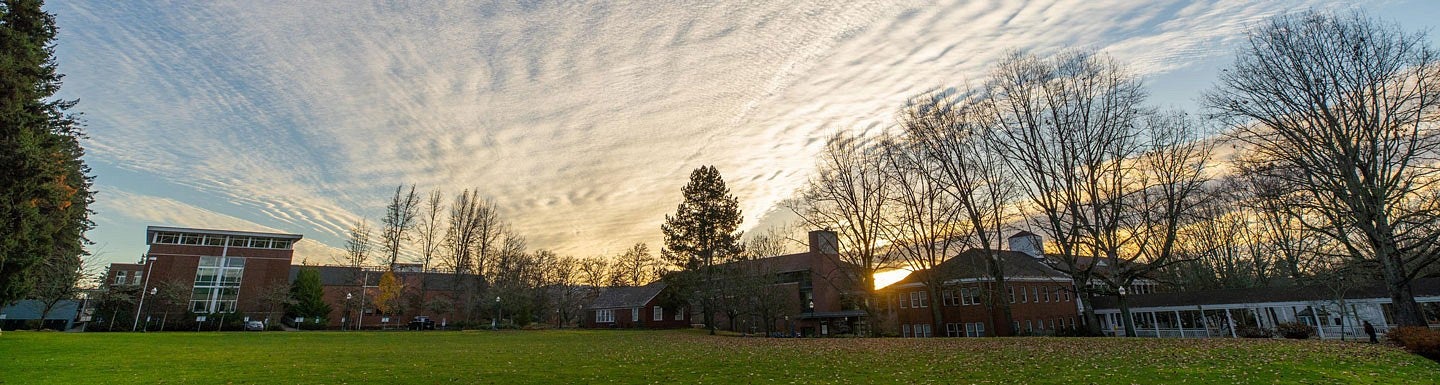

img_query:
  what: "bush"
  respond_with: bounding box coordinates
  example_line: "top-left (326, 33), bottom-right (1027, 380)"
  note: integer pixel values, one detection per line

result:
top-left (1276, 322), bottom-right (1316, 339)
top-left (1237, 326), bottom-right (1274, 338)
top-left (1387, 327), bottom-right (1440, 360)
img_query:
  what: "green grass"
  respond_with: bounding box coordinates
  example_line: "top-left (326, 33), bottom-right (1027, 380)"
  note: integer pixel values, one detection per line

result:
top-left (2, 329), bottom-right (1437, 384)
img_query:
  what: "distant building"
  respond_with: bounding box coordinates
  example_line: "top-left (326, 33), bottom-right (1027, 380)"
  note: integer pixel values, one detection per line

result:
top-left (0, 300), bottom-right (81, 331)
top-left (881, 244), bottom-right (1080, 337)
top-left (582, 282), bottom-right (688, 329)
top-left (1092, 278), bottom-right (1440, 339)
top-left (289, 265), bottom-right (472, 330)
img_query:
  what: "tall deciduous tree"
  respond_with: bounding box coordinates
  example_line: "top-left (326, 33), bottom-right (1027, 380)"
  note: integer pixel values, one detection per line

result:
top-left (380, 184), bottom-right (420, 269)
top-left (662, 165), bottom-right (744, 335)
top-left (374, 271), bottom-right (403, 315)
top-left (0, 0), bottom-right (94, 307)
top-left (1206, 10), bottom-right (1440, 326)
top-left (790, 132), bottom-right (896, 335)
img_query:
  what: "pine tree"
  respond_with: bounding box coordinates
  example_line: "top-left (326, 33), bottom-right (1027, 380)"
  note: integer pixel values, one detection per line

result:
top-left (287, 267), bottom-right (332, 325)
top-left (661, 165), bottom-right (743, 334)
top-left (0, 0), bottom-right (94, 306)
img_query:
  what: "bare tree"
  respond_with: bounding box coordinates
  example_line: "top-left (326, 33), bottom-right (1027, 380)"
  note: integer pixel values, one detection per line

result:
top-left (380, 184), bottom-right (421, 270)
top-left (610, 243), bottom-right (658, 287)
top-left (548, 255), bottom-right (585, 327)
top-left (986, 50), bottom-right (1148, 334)
top-left (789, 131), bottom-right (897, 335)
top-left (901, 89), bottom-right (1024, 335)
top-left (1206, 11), bottom-right (1440, 326)
top-left (879, 132), bottom-right (967, 338)
top-left (440, 189), bottom-right (501, 322)
top-left (341, 220), bottom-right (373, 270)
top-left (416, 190), bottom-right (445, 272)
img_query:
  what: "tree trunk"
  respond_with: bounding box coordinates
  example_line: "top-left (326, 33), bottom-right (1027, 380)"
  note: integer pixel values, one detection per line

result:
top-left (986, 253), bottom-right (1014, 336)
top-left (929, 286), bottom-right (944, 338)
top-left (1118, 293), bottom-right (1136, 337)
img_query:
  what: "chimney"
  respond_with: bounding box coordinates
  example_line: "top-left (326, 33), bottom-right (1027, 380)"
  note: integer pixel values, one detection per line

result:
top-left (808, 230), bottom-right (839, 255)
top-left (1008, 231), bottom-right (1043, 259)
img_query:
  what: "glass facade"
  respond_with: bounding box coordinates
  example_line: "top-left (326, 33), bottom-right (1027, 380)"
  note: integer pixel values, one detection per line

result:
top-left (191, 256), bottom-right (245, 313)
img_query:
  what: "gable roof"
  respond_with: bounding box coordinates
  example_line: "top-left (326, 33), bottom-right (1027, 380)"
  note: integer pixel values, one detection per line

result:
top-left (892, 248), bottom-right (1070, 287)
top-left (587, 282), bottom-right (666, 310)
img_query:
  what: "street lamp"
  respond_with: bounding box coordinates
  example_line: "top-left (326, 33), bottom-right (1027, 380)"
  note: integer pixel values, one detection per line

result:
top-left (345, 292), bottom-right (354, 331)
top-left (493, 296), bottom-right (501, 330)
top-left (132, 255), bottom-right (157, 332)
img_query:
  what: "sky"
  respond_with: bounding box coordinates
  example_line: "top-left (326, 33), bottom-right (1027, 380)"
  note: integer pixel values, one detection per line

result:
top-left (48, 0), bottom-right (1440, 268)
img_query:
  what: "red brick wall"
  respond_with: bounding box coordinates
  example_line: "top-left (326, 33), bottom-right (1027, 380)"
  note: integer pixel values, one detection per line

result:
top-left (583, 298), bottom-right (689, 329)
top-left (884, 281), bottom-right (1080, 337)
top-left (144, 243), bottom-right (294, 318)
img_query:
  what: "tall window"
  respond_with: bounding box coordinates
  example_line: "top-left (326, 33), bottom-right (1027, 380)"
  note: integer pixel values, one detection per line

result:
top-left (1041, 286), bottom-right (1050, 302)
top-left (115, 271), bottom-right (128, 285)
top-left (674, 308), bottom-right (685, 321)
top-left (903, 324), bottom-right (912, 338)
top-left (190, 256), bottom-right (245, 313)
top-left (632, 307), bottom-right (639, 322)
top-left (134, 271), bottom-right (143, 285)
top-left (919, 324), bottom-right (932, 338)
top-left (910, 292), bottom-right (919, 308)
top-left (1009, 286), bottom-right (1015, 303)
top-left (918, 291), bottom-right (929, 308)
top-left (1032, 287), bottom-right (1040, 303)
top-left (653, 306), bottom-right (663, 321)
top-left (900, 293), bottom-right (908, 309)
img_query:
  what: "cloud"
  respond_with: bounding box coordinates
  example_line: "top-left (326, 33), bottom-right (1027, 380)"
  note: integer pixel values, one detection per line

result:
top-left (54, 0), bottom-right (1346, 259)
top-left (91, 189), bottom-right (346, 262)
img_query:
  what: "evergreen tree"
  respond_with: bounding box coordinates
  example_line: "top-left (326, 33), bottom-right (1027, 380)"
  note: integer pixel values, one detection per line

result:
top-left (0, 0), bottom-right (94, 306)
top-left (661, 165), bottom-right (743, 334)
top-left (287, 267), bottom-right (332, 324)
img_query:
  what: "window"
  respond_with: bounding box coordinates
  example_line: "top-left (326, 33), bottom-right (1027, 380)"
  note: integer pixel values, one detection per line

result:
top-left (910, 292), bottom-right (919, 308)
top-left (249, 238), bottom-right (272, 249)
top-left (1026, 320), bottom-right (1033, 333)
top-left (180, 234), bottom-right (203, 245)
top-left (1021, 286), bottom-right (1028, 303)
top-left (1009, 286), bottom-right (1015, 303)
top-left (115, 271), bottom-right (128, 285)
top-left (675, 308), bottom-right (685, 321)
top-left (971, 322), bottom-right (985, 337)
top-left (903, 324), bottom-right (912, 338)
top-left (189, 256), bottom-right (244, 313)
top-left (229, 237), bottom-right (250, 247)
top-left (632, 307), bottom-right (639, 322)
top-left (803, 291), bottom-right (815, 311)
top-left (920, 324), bottom-right (932, 338)
top-left (1064, 287), bottom-right (1071, 301)
top-left (203, 235), bottom-right (225, 246)
top-left (653, 306), bottom-right (664, 321)
top-left (946, 323), bottom-right (961, 337)
top-left (1041, 286), bottom-right (1050, 302)
top-left (596, 309), bottom-right (614, 323)
top-left (942, 290), bottom-right (955, 306)
top-left (966, 287), bottom-right (980, 305)
top-left (899, 293), bottom-right (908, 309)
top-left (133, 271), bottom-right (143, 285)
top-left (154, 232), bottom-right (179, 244)
top-left (918, 291), bottom-right (928, 308)
top-left (1032, 287), bottom-right (1040, 303)
top-left (272, 240), bottom-right (292, 250)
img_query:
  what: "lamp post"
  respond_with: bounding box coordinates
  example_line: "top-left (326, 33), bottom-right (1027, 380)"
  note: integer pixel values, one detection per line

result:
top-left (345, 292), bottom-right (353, 331)
top-left (131, 255), bottom-right (157, 332)
top-left (1117, 286), bottom-right (1130, 337)
top-left (493, 296), bottom-right (501, 330)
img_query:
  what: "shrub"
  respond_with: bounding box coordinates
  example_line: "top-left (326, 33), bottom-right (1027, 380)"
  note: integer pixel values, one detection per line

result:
top-left (1387, 327), bottom-right (1440, 360)
top-left (1237, 326), bottom-right (1274, 338)
top-left (1276, 322), bottom-right (1316, 339)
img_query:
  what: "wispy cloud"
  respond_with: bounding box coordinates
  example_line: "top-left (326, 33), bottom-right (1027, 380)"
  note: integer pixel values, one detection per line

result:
top-left (53, 0), bottom-right (1356, 262)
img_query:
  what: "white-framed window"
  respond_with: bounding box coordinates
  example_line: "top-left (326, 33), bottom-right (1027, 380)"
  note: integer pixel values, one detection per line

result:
top-left (596, 309), bottom-right (614, 323)
top-left (1026, 320), bottom-right (1033, 333)
top-left (189, 256), bottom-right (245, 313)
top-left (1032, 287), bottom-right (1040, 303)
top-left (134, 271), bottom-right (143, 285)
top-left (900, 293), bottom-right (908, 309)
top-left (903, 324), bottom-right (912, 338)
top-left (918, 291), bottom-right (928, 308)
top-left (919, 324), bottom-right (932, 338)
top-left (909, 292), bottom-right (919, 308)
top-left (967, 322), bottom-right (985, 337)
top-left (1021, 286), bottom-right (1028, 303)
top-left (115, 271), bottom-right (128, 285)
top-left (1041, 286), bottom-right (1050, 302)
top-left (632, 307), bottom-right (639, 322)
top-left (674, 308), bottom-right (684, 321)
top-left (942, 290), bottom-right (955, 306)
top-left (1009, 286), bottom-right (1016, 303)
top-left (946, 323), bottom-right (961, 337)
top-left (653, 306), bottom-right (663, 321)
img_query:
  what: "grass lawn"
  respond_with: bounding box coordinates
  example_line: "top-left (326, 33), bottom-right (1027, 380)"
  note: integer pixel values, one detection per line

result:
top-left (2, 329), bottom-right (1437, 384)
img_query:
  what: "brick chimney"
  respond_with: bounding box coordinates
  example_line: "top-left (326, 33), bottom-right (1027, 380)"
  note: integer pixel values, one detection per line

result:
top-left (808, 230), bottom-right (839, 255)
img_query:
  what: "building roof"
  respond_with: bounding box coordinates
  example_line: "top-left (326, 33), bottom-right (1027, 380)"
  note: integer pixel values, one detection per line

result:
top-left (891, 248), bottom-right (1070, 288)
top-left (586, 282), bottom-right (666, 310)
top-left (146, 226), bottom-right (303, 244)
top-left (1092, 278), bottom-right (1440, 310)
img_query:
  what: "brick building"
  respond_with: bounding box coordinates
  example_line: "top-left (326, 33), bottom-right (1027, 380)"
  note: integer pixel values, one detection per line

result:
top-left (880, 233), bottom-right (1081, 337)
top-left (106, 226), bottom-right (302, 324)
top-left (292, 265), bottom-right (474, 329)
top-left (582, 282), bottom-right (689, 329)
top-left (707, 230), bottom-right (867, 337)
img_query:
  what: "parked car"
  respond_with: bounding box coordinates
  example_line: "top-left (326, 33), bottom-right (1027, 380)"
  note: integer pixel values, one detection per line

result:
top-left (245, 320), bottom-right (265, 331)
top-left (409, 316), bottom-right (436, 330)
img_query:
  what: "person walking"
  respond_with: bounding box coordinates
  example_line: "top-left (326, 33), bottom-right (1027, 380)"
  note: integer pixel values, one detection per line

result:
top-left (1363, 320), bottom-right (1378, 344)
